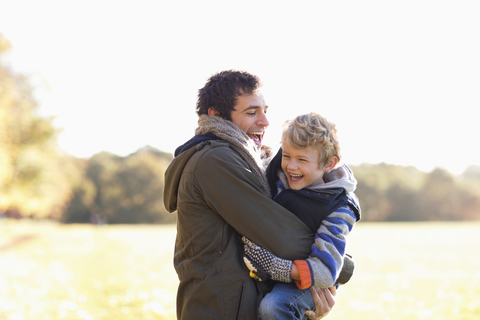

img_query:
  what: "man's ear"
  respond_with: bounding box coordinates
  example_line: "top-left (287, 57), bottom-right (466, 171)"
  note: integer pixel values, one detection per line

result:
top-left (208, 108), bottom-right (220, 116)
top-left (323, 156), bottom-right (339, 172)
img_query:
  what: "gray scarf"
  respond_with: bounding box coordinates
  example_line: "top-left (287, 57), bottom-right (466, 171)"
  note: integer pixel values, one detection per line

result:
top-left (195, 115), bottom-right (271, 197)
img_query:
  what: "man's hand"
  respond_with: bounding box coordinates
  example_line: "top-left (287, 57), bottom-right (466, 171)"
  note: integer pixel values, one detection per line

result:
top-left (305, 286), bottom-right (336, 320)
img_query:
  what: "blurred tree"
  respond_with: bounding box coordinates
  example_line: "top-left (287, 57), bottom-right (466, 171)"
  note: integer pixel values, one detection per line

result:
top-left (458, 165), bottom-right (480, 220)
top-left (354, 178), bottom-right (391, 221)
top-left (385, 183), bottom-right (422, 221)
top-left (456, 189), bottom-right (480, 220)
top-left (420, 168), bottom-right (460, 220)
top-left (351, 163), bottom-right (480, 221)
top-left (0, 33), bottom-right (71, 218)
top-left (62, 146), bottom-right (174, 224)
top-left (351, 163), bottom-right (425, 221)
top-left (461, 165), bottom-right (480, 195)
top-left (59, 157), bottom-right (97, 223)
top-left (107, 151), bottom-right (172, 223)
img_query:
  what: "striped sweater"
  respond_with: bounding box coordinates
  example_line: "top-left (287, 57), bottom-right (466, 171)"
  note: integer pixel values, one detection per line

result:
top-left (293, 205), bottom-right (358, 289)
top-left (272, 163), bottom-right (361, 289)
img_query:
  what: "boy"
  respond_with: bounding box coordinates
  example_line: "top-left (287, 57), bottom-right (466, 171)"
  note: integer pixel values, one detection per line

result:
top-left (243, 112), bottom-right (361, 320)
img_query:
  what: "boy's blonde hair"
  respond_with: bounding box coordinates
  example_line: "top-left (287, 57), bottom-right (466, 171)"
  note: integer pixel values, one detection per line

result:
top-left (281, 112), bottom-right (341, 167)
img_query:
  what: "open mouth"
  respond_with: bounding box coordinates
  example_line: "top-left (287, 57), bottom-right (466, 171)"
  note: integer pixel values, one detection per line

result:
top-left (288, 173), bottom-right (304, 182)
top-left (247, 132), bottom-right (264, 147)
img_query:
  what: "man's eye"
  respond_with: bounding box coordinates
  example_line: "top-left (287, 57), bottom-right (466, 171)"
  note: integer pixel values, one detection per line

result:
top-left (247, 112), bottom-right (256, 115)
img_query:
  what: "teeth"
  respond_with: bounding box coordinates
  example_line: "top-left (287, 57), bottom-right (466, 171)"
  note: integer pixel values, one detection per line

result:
top-left (290, 174), bottom-right (303, 178)
top-left (249, 132), bottom-right (263, 135)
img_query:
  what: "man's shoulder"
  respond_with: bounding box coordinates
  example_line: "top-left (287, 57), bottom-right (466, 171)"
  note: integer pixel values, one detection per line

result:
top-left (186, 140), bottom-right (246, 169)
top-left (196, 140), bottom-right (238, 159)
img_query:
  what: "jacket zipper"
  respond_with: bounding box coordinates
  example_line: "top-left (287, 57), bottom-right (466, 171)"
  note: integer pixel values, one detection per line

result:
top-left (220, 225), bottom-right (224, 254)
top-left (235, 282), bottom-right (246, 320)
top-left (311, 190), bottom-right (336, 195)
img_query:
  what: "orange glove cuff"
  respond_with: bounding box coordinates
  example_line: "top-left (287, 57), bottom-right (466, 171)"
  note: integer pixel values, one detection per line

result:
top-left (293, 260), bottom-right (312, 290)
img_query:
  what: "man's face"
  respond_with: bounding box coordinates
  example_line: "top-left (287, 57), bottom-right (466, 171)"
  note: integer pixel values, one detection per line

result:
top-left (230, 92), bottom-right (269, 147)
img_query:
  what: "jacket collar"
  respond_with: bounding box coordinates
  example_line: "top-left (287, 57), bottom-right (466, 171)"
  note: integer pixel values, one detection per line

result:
top-left (174, 133), bottom-right (219, 157)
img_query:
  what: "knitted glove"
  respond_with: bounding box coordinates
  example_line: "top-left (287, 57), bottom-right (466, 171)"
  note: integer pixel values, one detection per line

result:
top-left (243, 256), bottom-right (272, 282)
top-left (242, 236), bottom-right (293, 283)
top-left (241, 236), bottom-right (270, 281)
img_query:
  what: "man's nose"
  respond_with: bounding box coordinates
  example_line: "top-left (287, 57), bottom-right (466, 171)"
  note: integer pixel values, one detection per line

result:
top-left (257, 112), bottom-right (270, 127)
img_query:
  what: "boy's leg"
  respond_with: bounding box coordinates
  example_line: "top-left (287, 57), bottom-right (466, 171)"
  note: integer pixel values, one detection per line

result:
top-left (258, 283), bottom-right (314, 320)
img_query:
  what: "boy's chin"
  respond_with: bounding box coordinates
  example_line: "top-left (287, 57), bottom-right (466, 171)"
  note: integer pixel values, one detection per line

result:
top-left (288, 183), bottom-right (304, 190)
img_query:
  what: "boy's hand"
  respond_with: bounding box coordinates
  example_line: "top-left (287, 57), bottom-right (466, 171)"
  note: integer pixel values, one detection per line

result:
top-left (242, 236), bottom-right (292, 283)
top-left (243, 255), bottom-right (272, 281)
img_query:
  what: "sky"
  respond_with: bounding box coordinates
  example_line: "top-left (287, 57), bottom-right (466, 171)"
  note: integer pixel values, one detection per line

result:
top-left (0, 0), bottom-right (479, 175)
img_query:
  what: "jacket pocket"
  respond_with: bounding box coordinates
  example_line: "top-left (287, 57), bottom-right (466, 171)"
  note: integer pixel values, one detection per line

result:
top-left (219, 220), bottom-right (230, 254)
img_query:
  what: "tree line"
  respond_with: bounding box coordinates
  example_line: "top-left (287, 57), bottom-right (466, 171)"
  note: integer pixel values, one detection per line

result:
top-left (59, 147), bottom-right (175, 224)
top-left (351, 163), bottom-right (480, 221)
top-left (1, 33), bottom-right (480, 223)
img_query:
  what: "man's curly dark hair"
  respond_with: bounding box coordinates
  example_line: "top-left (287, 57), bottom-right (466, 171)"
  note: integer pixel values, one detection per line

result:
top-left (196, 70), bottom-right (263, 121)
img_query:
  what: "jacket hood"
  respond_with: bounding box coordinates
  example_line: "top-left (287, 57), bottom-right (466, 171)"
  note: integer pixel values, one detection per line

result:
top-left (310, 163), bottom-right (361, 219)
top-left (310, 163), bottom-right (357, 193)
top-left (302, 163), bottom-right (361, 221)
top-left (164, 137), bottom-right (216, 213)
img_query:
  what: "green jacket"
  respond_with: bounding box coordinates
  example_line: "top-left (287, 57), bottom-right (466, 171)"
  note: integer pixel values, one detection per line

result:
top-left (164, 140), bottom-right (314, 320)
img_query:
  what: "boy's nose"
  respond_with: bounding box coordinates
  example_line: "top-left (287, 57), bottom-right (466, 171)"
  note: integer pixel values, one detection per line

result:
top-left (287, 162), bottom-right (298, 170)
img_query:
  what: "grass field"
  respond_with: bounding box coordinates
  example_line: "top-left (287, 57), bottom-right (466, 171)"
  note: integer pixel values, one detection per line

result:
top-left (1, 220), bottom-right (479, 320)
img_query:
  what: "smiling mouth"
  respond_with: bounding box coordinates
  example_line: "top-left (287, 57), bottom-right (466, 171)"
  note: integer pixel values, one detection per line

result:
top-left (247, 132), bottom-right (264, 147)
top-left (288, 174), bottom-right (303, 181)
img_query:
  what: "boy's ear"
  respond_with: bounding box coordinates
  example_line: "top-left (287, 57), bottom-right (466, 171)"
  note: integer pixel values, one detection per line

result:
top-left (208, 108), bottom-right (220, 116)
top-left (323, 156), bottom-right (339, 172)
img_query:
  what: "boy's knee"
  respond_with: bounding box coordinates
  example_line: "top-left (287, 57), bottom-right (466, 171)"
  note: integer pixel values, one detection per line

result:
top-left (260, 292), bottom-right (302, 320)
top-left (258, 294), bottom-right (281, 320)
top-left (259, 284), bottom-right (313, 320)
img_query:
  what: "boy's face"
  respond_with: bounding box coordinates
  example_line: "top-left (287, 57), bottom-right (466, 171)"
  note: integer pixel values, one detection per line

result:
top-left (281, 142), bottom-right (326, 190)
top-left (230, 92), bottom-right (269, 147)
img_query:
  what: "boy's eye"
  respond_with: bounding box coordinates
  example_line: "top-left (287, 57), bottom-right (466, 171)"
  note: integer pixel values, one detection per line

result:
top-left (282, 154), bottom-right (290, 159)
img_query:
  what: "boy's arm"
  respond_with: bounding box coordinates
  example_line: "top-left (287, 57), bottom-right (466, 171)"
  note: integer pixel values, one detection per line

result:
top-left (293, 205), bottom-right (357, 289)
top-left (291, 253), bottom-right (355, 284)
top-left (243, 205), bottom-right (357, 289)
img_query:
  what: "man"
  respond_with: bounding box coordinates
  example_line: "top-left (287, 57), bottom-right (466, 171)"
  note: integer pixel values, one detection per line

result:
top-left (164, 70), bottom-right (335, 319)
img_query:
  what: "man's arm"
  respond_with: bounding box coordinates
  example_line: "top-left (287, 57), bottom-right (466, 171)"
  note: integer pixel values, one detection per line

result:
top-left (243, 205), bottom-right (357, 289)
top-left (196, 145), bottom-right (314, 260)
